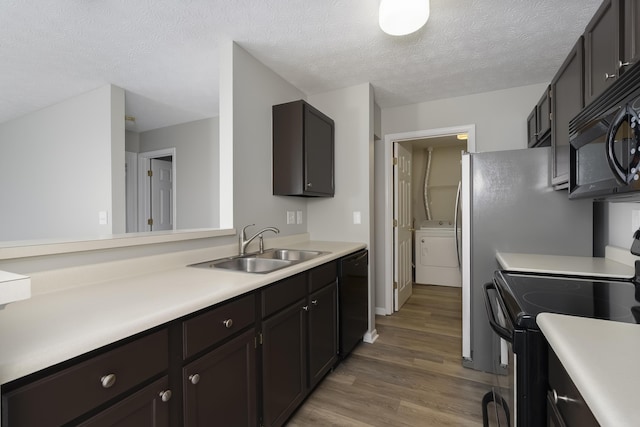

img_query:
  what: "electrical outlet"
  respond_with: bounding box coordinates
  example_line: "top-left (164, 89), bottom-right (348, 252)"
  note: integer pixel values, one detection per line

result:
top-left (296, 210), bottom-right (303, 224)
top-left (286, 211), bottom-right (295, 224)
top-left (98, 211), bottom-right (108, 225)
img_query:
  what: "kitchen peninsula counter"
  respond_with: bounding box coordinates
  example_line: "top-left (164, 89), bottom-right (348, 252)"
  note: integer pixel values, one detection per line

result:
top-left (538, 313), bottom-right (640, 427)
top-left (0, 240), bottom-right (365, 386)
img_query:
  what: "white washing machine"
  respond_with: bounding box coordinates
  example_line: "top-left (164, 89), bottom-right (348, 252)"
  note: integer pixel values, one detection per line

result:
top-left (414, 221), bottom-right (461, 287)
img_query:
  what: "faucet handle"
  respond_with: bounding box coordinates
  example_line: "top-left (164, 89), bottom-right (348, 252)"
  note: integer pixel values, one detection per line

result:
top-left (241, 224), bottom-right (255, 239)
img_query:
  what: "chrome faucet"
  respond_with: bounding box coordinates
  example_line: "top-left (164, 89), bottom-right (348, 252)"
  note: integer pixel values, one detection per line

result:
top-left (239, 224), bottom-right (280, 255)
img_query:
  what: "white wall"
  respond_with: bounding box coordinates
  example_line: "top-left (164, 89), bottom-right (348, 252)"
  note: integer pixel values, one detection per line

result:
top-left (607, 202), bottom-right (640, 250)
top-left (227, 42), bottom-right (308, 239)
top-left (307, 83), bottom-right (377, 341)
top-left (139, 117), bottom-right (220, 229)
top-left (382, 83), bottom-right (548, 153)
top-left (0, 85), bottom-right (123, 241)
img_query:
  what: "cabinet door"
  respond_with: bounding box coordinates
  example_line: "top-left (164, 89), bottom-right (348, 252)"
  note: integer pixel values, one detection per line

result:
top-left (551, 37), bottom-right (584, 187)
top-left (527, 108), bottom-right (537, 148)
top-left (304, 105), bottom-right (334, 196)
top-left (584, 0), bottom-right (621, 105)
top-left (307, 281), bottom-right (338, 389)
top-left (183, 329), bottom-right (257, 427)
top-left (77, 377), bottom-right (171, 427)
top-left (537, 87), bottom-right (551, 140)
top-left (261, 299), bottom-right (307, 427)
top-left (624, 0), bottom-right (640, 69)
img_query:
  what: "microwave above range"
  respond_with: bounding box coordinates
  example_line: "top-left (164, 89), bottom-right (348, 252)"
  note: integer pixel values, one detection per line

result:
top-left (569, 62), bottom-right (640, 201)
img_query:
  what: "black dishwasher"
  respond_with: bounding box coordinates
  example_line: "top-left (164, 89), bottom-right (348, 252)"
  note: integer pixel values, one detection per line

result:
top-left (338, 249), bottom-right (368, 358)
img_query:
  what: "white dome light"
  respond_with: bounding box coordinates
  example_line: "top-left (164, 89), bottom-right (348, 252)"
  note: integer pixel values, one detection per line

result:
top-left (379, 0), bottom-right (430, 36)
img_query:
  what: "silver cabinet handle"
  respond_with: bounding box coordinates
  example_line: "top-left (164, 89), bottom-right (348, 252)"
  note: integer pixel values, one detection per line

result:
top-left (159, 390), bottom-right (172, 402)
top-left (551, 389), bottom-right (579, 404)
top-left (189, 374), bottom-right (200, 385)
top-left (302, 305), bottom-right (309, 311)
top-left (100, 374), bottom-right (116, 389)
top-left (307, 182), bottom-right (312, 187)
top-left (311, 299), bottom-right (318, 306)
top-left (605, 72), bottom-right (617, 80)
top-left (619, 60), bottom-right (632, 68)
top-left (223, 319), bottom-right (233, 328)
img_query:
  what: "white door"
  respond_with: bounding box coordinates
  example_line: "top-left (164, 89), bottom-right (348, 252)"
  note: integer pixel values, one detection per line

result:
top-left (150, 158), bottom-right (173, 231)
top-left (394, 143), bottom-right (413, 311)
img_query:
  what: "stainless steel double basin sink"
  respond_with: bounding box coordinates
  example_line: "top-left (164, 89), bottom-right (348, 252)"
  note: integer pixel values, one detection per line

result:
top-left (189, 249), bottom-right (327, 274)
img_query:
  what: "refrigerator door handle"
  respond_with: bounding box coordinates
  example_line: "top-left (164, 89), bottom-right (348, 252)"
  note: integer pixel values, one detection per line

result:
top-left (454, 180), bottom-right (462, 268)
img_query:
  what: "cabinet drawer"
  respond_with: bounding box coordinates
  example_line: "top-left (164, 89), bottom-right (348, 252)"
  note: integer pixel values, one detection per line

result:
top-left (183, 294), bottom-right (255, 359)
top-left (309, 261), bottom-right (337, 292)
top-left (262, 273), bottom-right (307, 317)
top-left (3, 329), bottom-right (168, 427)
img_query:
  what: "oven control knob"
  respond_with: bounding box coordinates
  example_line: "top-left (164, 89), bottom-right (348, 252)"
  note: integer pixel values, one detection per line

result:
top-left (634, 174), bottom-right (639, 181)
top-left (632, 167), bottom-right (637, 174)
top-left (632, 148), bottom-right (637, 155)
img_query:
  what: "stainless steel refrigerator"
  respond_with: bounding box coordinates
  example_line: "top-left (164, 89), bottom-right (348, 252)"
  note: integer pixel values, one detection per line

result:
top-left (460, 146), bottom-right (593, 373)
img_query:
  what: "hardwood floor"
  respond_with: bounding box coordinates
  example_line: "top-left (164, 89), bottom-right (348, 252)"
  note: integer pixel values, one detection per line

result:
top-left (287, 284), bottom-right (495, 426)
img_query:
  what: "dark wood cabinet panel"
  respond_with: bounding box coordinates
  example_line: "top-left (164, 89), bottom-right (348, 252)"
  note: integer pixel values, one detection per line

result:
top-left (584, 0), bottom-right (621, 105)
top-left (182, 293), bottom-right (255, 359)
top-left (261, 299), bottom-right (307, 427)
top-left (307, 282), bottom-right (338, 389)
top-left (624, 0), bottom-right (640, 69)
top-left (527, 108), bottom-right (537, 147)
top-left (551, 37), bottom-right (584, 187)
top-left (2, 329), bottom-right (168, 427)
top-left (77, 376), bottom-right (171, 427)
top-left (273, 100), bottom-right (335, 197)
top-left (548, 349), bottom-right (598, 426)
top-left (183, 329), bottom-right (257, 427)
top-left (528, 87), bottom-right (552, 148)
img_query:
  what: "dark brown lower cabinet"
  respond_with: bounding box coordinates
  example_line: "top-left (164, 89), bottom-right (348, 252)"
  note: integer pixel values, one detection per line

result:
top-left (308, 281), bottom-right (338, 389)
top-left (78, 376), bottom-right (171, 427)
top-left (183, 328), bottom-right (257, 426)
top-left (261, 298), bottom-right (307, 427)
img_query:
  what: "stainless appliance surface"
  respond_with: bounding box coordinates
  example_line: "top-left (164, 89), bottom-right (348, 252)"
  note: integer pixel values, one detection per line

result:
top-left (570, 62), bottom-right (640, 200)
top-left (461, 147), bottom-right (593, 374)
top-left (337, 249), bottom-right (368, 358)
top-left (485, 270), bottom-right (639, 427)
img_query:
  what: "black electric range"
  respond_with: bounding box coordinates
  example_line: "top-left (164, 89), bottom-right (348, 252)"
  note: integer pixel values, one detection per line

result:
top-left (483, 270), bottom-right (639, 427)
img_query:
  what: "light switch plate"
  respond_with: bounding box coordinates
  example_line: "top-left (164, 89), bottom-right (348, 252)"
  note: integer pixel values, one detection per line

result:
top-left (353, 211), bottom-right (361, 224)
top-left (296, 211), bottom-right (303, 224)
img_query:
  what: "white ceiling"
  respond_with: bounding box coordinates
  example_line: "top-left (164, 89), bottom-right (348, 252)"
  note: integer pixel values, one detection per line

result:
top-left (1, 0), bottom-right (603, 132)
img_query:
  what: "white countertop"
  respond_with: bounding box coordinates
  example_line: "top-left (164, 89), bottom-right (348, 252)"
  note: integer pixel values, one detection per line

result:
top-left (0, 240), bottom-right (365, 385)
top-left (496, 251), bottom-right (635, 278)
top-left (538, 313), bottom-right (640, 427)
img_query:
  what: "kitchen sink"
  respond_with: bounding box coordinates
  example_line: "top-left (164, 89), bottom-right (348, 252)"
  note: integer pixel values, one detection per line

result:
top-left (256, 249), bottom-right (325, 261)
top-left (189, 248), bottom-right (327, 274)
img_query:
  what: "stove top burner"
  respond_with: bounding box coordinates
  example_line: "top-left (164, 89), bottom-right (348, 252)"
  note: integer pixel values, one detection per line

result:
top-left (495, 271), bottom-right (640, 329)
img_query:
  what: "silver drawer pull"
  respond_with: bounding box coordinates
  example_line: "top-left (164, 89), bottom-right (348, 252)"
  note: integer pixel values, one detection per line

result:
top-left (223, 319), bottom-right (233, 328)
top-left (605, 72), bottom-right (617, 80)
top-left (302, 305), bottom-right (309, 311)
top-left (311, 299), bottom-right (318, 306)
top-left (189, 373), bottom-right (200, 385)
top-left (551, 389), bottom-right (579, 404)
top-left (100, 374), bottom-right (116, 389)
top-left (159, 390), bottom-right (172, 402)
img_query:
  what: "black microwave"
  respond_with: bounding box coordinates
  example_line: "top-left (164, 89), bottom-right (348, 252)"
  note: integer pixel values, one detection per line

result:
top-left (569, 63), bottom-right (640, 200)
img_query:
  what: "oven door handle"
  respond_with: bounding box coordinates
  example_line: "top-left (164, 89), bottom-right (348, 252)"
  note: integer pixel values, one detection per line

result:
top-left (483, 282), bottom-right (513, 343)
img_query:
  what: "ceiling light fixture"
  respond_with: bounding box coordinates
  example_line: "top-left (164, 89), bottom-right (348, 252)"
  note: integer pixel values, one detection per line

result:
top-left (379, 0), bottom-right (430, 36)
top-left (457, 133), bottom-right (468, 140)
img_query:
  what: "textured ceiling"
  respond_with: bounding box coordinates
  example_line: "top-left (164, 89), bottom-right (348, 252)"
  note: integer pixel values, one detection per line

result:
top-left (1, 0), bottom-right (603, 132)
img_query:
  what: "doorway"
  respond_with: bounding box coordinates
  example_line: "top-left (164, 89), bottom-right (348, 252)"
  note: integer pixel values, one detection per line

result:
top-left (135, 148), bottom-right (177, 232)
top-left (382, 125), bottom-right (476, 314)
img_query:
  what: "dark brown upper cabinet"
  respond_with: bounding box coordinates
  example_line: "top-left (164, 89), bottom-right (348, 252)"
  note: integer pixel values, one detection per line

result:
top-left (273, 100), bottom-right (335, 197)
top-left (551, 38), bottom-right (585, 188)
top-left (623, 0), bottom-right (640, 69)
top-left (584, 0), bottom-right (622, 105)
top-left (527, 87), bottom-right (552, 148)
